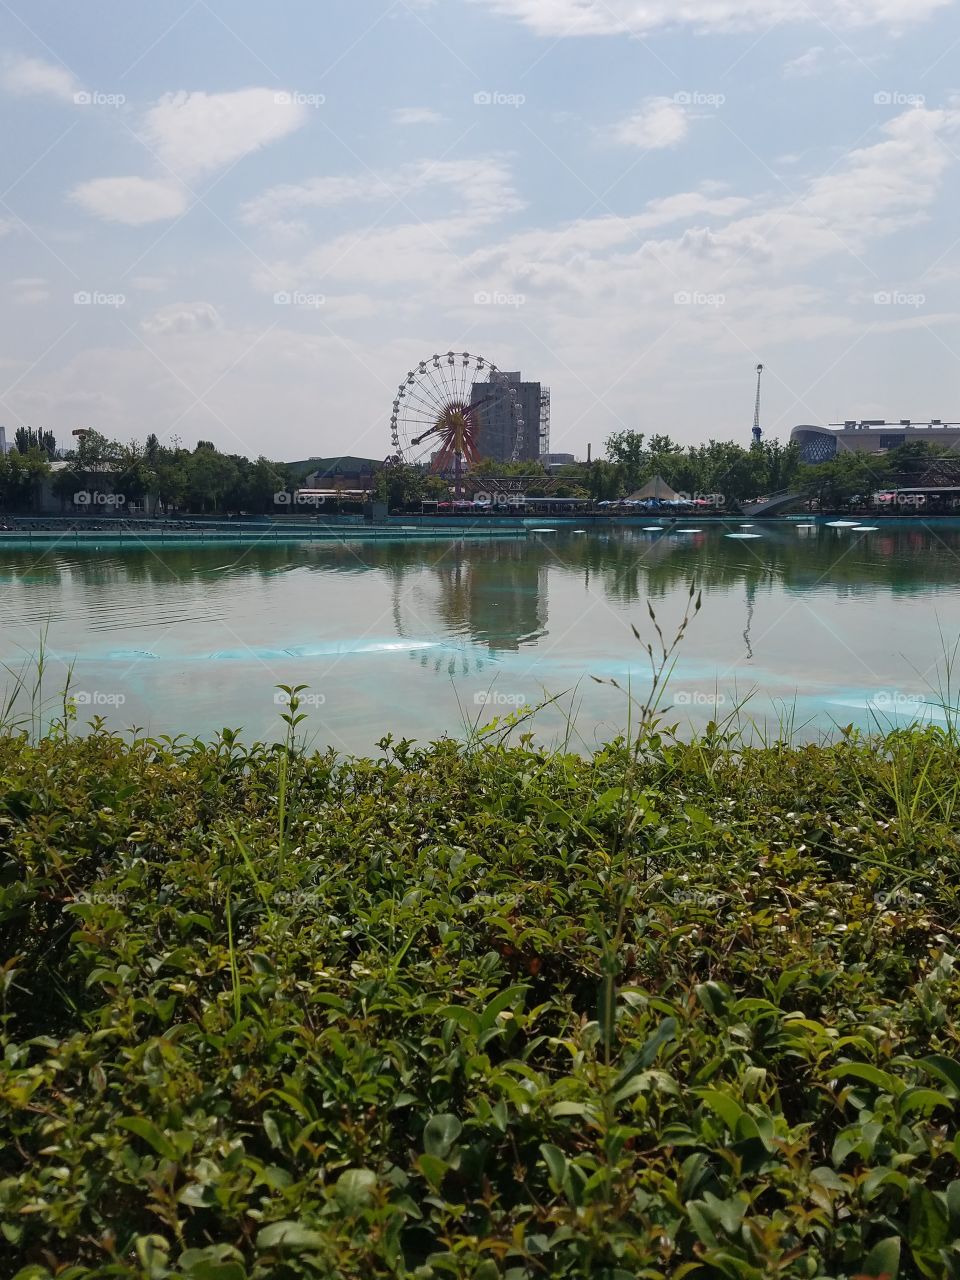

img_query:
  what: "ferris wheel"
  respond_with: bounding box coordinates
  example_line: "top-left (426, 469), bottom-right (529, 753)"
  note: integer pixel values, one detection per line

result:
top-left (388, 352), bottom-right (525, 486)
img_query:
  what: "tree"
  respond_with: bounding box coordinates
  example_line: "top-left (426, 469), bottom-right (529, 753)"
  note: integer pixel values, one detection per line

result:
top-left (599, 431), bottom-right (801, 506)
top-left (646, 433), bottom-right (682, 466)
top-left (120, 457), bottom-right (157, 513)
top-left (242, 457), bottom-right (291, 514)
top-left (75, 430), bottom-right (122, 471)
top-left (584, 460), bottom-right (622, 501)
top-left (375, 463), bottom-right (430, 510)
top-left (0, 448), bottom-right (50, 511)
top-left (14, 427), bottom-right (56, 459)
top-left (183, 448), bottom-right (241, 513)
top-left (799, 452), bottom-right (892, 510)
top-left (604, 431), bottom-right (647, 491)
top-left (471, 458), bottom-right (546, 478)
top-left (153, 452), bottom-right (187, 514)
top-left (762, 439), bottom-right (801, 494)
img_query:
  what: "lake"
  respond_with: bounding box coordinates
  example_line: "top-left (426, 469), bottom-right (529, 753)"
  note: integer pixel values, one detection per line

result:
top-left (1, 520), bottom-right (958, 751)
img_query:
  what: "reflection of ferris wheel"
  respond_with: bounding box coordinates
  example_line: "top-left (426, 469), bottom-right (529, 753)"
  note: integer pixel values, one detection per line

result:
top-left (389, 352), bottom-right (525, 487)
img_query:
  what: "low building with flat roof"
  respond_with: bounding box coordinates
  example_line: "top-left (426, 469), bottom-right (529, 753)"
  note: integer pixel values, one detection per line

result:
top-left (792, 420), bottom-right (960, 464)
top-left (299, 456), bottom-right (382, 488)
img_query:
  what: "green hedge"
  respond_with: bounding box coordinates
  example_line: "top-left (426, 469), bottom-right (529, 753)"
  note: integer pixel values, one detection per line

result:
top-left (2, 721), bottom-right (959, 1278)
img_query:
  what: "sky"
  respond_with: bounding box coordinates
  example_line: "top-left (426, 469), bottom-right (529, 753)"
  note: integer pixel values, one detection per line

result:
top-left (1, 0), bottom-right (960, 464)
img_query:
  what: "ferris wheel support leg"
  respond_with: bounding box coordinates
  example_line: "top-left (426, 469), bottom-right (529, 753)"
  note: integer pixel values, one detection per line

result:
top-left (455, 451), bottom-right (462, 504)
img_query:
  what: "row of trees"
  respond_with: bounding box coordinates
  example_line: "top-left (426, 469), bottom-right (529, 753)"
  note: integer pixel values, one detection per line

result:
top-left (468, 435), bottom-right (956, 510)
top-left (377, 436), bottom-right (805, 510)
top-left (0, 430), bottom-right (298, 516)
top-left (795, 440), bottom-right (960, 509)
top-left (2, 423), bottom-right (955, 516)
top-left (0, 449), bottom-right (55, 511)
top-left (374, 464), bottom-right (449, 509)
top-left (591, 433), bottom-right (801, 503)
top-left (0, 427), bottom-right (63, 510)
top-left (13, 427), bottom-right (57, 459)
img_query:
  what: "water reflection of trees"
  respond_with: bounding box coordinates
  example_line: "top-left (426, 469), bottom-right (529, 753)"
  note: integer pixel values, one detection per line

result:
top-left (554, 527), bottom-right (960, 602)
top-left (4, 526), bottom-right (960, 651)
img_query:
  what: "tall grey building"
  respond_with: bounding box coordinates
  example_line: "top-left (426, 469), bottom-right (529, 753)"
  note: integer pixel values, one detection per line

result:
top-left (470, 371), bottom-right (549, 463)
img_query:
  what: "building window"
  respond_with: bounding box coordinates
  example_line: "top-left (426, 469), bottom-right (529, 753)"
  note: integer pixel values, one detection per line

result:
top-left (798, 434), bottom-right (837, 464)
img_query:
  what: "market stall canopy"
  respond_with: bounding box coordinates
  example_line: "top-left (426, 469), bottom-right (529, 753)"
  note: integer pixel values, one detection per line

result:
top-left (626, 475), bottom-right (681, 503)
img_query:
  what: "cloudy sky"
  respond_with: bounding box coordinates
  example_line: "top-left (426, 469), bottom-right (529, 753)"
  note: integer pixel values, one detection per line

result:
top-left (2, 0), bottom-right (960, 463)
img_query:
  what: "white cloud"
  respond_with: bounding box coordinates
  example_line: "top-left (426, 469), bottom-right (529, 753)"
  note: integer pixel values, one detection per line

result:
top-left (783, 44), bottom-right (887, 78)
top-left (250, 108), bottom-right (959, 361)
top-left (244, 174), bottom-right (395, 223)
top-left (70, 177), bottom-right (189, 225)
top-left (69, 88), bottom-right (305, 227)
top-left (480, 0), bottom-right (950, 36)
top-left (141, 302), bottom-right (223, 336)
top-left (801, 106), bottom-right (960, 238)
top-left (263, 220), bottom-right (485, 291)
top-left (429, 104), bottom-right (960, 396)
top-left (393, 107), bottom-right (444, 125)
top-left (783, 46), bottom-right (825, 78)
top-left (242, 157), bottom-right (523, 230)
top-left (1, 54), bottom-right (79, 103)
top-left (131, 276), bottom-right (170, 293)
top-left (466, 189), bottom-right (750, 272)
top-left (610, 97), bottom-right (690, 149)
top-left (12, 277), bottom-right (50, 305)
top-left (142, 88), bottom-right (309, 178)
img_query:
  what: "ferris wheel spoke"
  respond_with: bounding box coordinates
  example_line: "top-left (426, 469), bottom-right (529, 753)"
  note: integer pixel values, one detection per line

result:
top-left (445, 356), bottom-right (465, 405)
top-left (407, 411), bottom-right (445, 440)
top-left (464, 356), bottom-right (479, 406)
top-left (413, 369), bottom-right (454, 407)
top-left (444, 363), bottom-right (459, 408)
top-left (405, 389), bottom-right (454, 425)
top-left (410, 440), bottom-right (442, 468)
top-left (448, 357), bottom-right (467, 401)
top-left (399, 434), bottom-right (432, 462)
top-left (410, 424), bottom-right (444, 447)
top-left (455, 357), bottom-right (470, 408)
top-left (440, 372), bottom-right (459, 415)
top-left (433, 436), bottom-right (457, 471)
top-left (403, 391), bottom-right (445, 422)
top-left (398, 374), bottom-right (448, 417)
top-left (422, 366), bottom-right (450, 412)
top-left (404, 413), bottom-right (444, 430)
top-left (398, 375), bottom-right (443, 413)
top-left (419, 384), bottom-right (448, 425)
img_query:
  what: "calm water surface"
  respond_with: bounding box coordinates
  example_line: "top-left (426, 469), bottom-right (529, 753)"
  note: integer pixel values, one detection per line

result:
top-left (1, 522), bottom-right (958, 751)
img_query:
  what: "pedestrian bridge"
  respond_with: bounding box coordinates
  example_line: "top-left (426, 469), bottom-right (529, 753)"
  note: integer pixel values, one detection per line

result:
top-left (739, 491), bottom-right (803, 517)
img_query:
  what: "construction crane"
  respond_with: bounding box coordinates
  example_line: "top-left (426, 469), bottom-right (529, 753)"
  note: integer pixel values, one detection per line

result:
top-left (752, 363), bottom-right (763, 446)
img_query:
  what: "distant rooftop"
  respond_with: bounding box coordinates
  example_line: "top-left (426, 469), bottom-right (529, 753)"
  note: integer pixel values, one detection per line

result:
top-left (288, 455), bottom-right (383, 475)
top-left (828, 420), bottom-right (960, 430)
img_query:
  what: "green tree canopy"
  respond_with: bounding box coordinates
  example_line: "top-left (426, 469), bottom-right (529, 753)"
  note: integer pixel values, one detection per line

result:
top-left (14, 427), bottom-right (57, 459)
